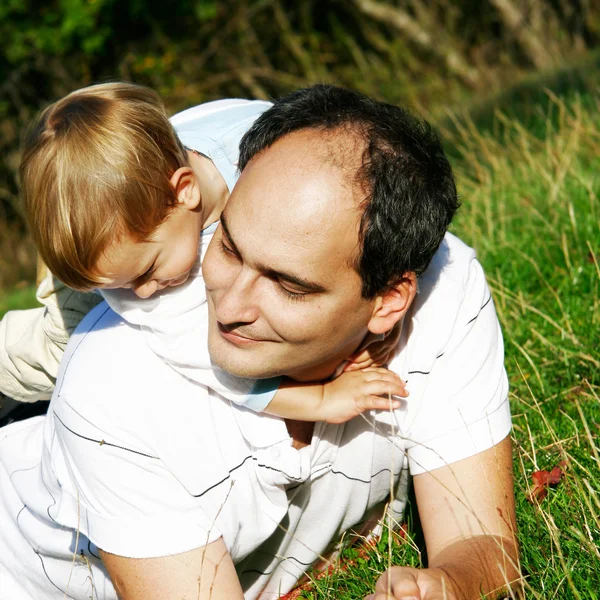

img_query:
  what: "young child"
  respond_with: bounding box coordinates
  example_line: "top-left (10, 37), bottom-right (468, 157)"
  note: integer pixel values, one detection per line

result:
top-left (6, 82), bottom-right (407, 424)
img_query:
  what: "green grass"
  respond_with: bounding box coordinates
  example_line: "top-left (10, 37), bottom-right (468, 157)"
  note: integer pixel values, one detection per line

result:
top-left (452, 89), bottom-right (600, 599)
top-left (0, 284), bottom-right (39, 319)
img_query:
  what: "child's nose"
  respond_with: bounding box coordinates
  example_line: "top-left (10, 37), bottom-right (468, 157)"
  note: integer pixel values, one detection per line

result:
top-left (132, 279), bottom-right (159, 299)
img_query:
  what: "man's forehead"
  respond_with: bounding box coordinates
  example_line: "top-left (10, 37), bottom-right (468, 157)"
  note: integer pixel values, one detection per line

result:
top-left (257, 126), bottom-right (365, 173)
top-left (234, 128), bottom-right (365, 215)
top-left (224, 129), bottom-right (364, 278)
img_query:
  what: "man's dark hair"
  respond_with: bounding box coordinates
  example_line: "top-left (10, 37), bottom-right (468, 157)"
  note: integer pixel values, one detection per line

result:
top-left (238, 85), bottom-right (459, 299)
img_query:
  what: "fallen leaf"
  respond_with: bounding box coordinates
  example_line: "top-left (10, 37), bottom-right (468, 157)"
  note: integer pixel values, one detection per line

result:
top-left (565, 386), bottom-right (584, 401)
top-left (527, 464), bottom-right (564, 503)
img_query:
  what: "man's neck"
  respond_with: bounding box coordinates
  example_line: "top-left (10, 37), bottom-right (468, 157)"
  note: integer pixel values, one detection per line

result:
top-left (285, 419), bottom-right (314, 450)
top-left (282, 331), bottom-right (374, 448)
top-left (286, 332), bottom-right (370, 383)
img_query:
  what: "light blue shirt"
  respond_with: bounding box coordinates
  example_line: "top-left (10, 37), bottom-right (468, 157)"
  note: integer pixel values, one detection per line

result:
top-left (171, 98), bottom-right (273, 192)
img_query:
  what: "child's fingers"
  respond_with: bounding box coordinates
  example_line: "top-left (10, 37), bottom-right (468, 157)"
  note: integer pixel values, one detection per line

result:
top-left (362, 377), bottom-right (408, 399)
top-left (357, 395), bottom-right (402, 412)
top-left (342, 362), bottom-right (362, 372)
top-left (341, 367), bottom-right (409, 395)
top-left (343, 358), bottom-right (374, 372)
top-left (344, 350), bottom-right (378, 370)
top-left (363, 353), bottom-right (389, 368)
top-left (347, 348), bottom-right (371, 363)
top-left (358, 368), bottom-right (406, 383)
top-left (344, 343), bottom-right (397, 371)
top-left (360, 367), bottom-right (406, 384)
top-left (345, 349), bottom-right (386, 368)
top-left (359, 366), bottom-right (395, 374)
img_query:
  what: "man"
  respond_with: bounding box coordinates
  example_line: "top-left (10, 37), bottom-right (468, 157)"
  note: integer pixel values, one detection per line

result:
top-left (0, 86), bottom-right (518, 599)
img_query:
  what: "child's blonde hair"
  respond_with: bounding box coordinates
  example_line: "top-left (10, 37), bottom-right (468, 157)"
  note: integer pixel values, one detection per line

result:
top-left (20, 82), bottom-right (188, 290)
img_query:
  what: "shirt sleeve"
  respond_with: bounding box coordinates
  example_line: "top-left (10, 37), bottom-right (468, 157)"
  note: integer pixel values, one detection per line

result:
top-left (51, 398), bottom-right (223, 558)
top-left (173, 364), bottom-right (281, 412)
top-left (404, 257), bottom-right (511, 475)
top-left (0, 273), bottom-right (102, 402)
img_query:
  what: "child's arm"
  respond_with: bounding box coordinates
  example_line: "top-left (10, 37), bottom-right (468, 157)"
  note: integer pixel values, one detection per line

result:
top-left (0, 271), bottom-right (102, 402)
top-left (263, 367), bottom-right (407, 424)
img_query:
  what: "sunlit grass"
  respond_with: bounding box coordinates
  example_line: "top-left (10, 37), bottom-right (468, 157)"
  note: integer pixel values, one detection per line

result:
top-left (455, 92), bottom-right (600, 598)
top-left (0, 284), bottom-right (38, 319)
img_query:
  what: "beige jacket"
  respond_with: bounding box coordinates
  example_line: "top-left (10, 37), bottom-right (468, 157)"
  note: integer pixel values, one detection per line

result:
top-left (0, 271), bottom-right (102, 402)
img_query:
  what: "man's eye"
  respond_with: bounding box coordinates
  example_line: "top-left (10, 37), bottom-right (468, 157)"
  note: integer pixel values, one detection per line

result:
top-left (278, 283), bottom-right (307, 301)
top-left (219, 239), bottom-right (238, 257)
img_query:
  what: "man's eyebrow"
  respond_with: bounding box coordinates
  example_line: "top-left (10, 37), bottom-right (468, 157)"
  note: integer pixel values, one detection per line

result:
top-left (266, 269), bottom-right (327, 293)
top-left (220, 214), bottom-right (327, 293)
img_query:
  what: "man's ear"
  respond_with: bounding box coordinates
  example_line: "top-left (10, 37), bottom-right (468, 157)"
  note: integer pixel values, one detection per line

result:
top-left (169, 166), bottom-right (202, 211)
top-left (367, 272), bottom-right (417, 335)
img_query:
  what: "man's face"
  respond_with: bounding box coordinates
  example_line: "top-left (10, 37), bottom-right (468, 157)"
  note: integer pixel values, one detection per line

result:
top-left (203, 129), bottom-right (378, 381)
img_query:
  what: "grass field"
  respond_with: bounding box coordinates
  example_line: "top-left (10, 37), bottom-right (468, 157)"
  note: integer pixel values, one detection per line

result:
top-left (0, 68), bottom-right (598, 599)
top-left (455, 100), bottom-right (600, 600)
top-left (0, 284), bottom-right (38, 319)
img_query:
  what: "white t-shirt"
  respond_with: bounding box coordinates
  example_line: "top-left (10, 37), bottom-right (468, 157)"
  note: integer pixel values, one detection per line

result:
top-left (0, 233), bottom-right (511, 600)
top-left (101, 99), bottom-right (280, 412)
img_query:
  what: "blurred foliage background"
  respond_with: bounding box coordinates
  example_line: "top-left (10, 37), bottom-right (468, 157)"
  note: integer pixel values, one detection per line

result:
top-left (1, 0), bottom-right (599, 291)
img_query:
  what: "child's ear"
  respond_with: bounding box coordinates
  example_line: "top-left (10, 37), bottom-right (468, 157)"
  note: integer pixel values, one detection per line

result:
top-left (367, 273), bottom-right (417, 335)
top-left (169, 167), bottom-right (201, 211)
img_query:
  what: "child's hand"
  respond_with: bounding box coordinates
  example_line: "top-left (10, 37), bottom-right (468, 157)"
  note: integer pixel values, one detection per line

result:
top-left (320, 367), bottom-right (408, 424)
top-left (343, 321), bottom-right (402, 372)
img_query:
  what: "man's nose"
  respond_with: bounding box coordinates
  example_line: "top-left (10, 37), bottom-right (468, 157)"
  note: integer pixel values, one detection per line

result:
top-left (214, 269), bottom-right (260, 325)
top-left (132, 279), bottom-right (159, 299)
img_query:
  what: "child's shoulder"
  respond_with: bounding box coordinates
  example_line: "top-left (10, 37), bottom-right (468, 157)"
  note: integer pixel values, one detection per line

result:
top-left (169, 99), bottom-right (272, 133)
top-left (171, 99), bottom-right (273, 192)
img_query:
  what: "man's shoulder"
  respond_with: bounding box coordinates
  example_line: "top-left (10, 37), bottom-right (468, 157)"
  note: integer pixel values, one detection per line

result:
top-left (421, 232), bottom-right (478, 292)
top-left (54, 303), bottom-right (199, 414)
top-left (400, 233), bottom-right (490, 356)
top-left (413, 233), bottom-right (481, 313)
top-left (58, 302), bottom-right (153, 382)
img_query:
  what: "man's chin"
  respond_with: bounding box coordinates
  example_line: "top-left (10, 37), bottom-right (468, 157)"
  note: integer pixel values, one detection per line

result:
top-left (212, 358), bottom-right (283, 380)
top-left (208, 337), bottom-right (283, 379)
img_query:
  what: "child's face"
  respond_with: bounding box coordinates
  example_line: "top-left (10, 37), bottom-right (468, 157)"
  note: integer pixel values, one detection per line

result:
top-left (96, 203), bottom-right (203, 298)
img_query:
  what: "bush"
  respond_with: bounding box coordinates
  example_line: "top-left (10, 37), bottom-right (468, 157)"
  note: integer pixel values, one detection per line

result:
top-left (1, 0), bottom-right (599, 289)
